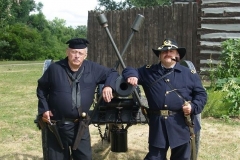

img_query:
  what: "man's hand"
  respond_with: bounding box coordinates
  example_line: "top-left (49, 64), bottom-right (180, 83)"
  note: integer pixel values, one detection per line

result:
top-left (182, 102), bottom-right (192, 115)
top-left (42, 111), bottom-right (53, 120)
top-left (102, 86), bottom-right (113, 102)
top-left (127, 77), bottom-right (138, 86)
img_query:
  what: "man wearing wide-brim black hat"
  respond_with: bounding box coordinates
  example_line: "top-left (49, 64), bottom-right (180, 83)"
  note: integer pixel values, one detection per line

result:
top-left (152, 38), bottom-right (186, 63)
top-left (122, 38), bottom-right (207, 160)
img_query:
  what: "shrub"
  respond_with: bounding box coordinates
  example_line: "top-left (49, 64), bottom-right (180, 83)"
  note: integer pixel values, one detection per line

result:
top-left (202, 89), bottom-right (230, 118)
top-left (209, 39), bottom-right (240, 117)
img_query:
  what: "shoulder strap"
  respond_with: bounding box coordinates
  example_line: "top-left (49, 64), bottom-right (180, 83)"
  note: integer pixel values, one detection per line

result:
top-left (164, 77), bottom-right (186, 102)
top-left (149, 70), bottom-right (173, 88)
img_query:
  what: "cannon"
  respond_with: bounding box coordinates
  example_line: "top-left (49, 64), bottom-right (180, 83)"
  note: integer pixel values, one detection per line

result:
top-left (89, 13), bottom-right (147, 152)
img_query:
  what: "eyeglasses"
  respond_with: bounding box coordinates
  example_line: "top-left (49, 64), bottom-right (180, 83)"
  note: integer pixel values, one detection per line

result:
top-left (69, 50), bottom-right (86, 57)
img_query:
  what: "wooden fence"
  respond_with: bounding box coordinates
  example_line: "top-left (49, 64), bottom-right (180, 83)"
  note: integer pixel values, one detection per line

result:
top-left (87, 0), bottom-right (240, 73)
top-left (87, 3), bottom-right (199, 72)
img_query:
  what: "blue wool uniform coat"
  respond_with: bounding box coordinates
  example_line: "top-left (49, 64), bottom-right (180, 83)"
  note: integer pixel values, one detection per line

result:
top-left (37, 58), bottom-right (119, 119)
top-left (122, 63), bottom-right (207, 149)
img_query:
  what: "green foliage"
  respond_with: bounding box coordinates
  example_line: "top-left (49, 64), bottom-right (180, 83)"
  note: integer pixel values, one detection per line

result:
top-left (27, 13), bottom-right (49, 31)
top-left (130, 0), bottom-right (171, 7)
top-left (210, 39), bottom-right (240, 117)
top-left (95, 0), bottom-right (133, 11)
top-left (216, 78), bottom-right (240, 117)
top-left (0, 23), bottom-right (41, 60)
top-left (95, 0), bottom-right (171, 11)
top-left (0, 0), bottom-right (36, 25)
top-left (214, 39), bottom-right (240, 79)
top-left (10, 0), bottom-right (36, 24)
top-left (202, 89), bottom-right (229, 118)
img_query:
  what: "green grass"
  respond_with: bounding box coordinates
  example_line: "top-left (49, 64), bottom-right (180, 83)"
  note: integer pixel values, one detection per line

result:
top-left (0, 62), bottom-right (42, 158)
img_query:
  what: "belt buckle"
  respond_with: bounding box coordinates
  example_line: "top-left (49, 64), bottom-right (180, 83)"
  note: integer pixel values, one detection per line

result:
top-left (160, 110), bottom-right (169, 116)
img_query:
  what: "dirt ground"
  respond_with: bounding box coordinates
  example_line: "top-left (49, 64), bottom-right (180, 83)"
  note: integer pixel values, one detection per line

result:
top-left (90, 118), bottom-right (240, 160)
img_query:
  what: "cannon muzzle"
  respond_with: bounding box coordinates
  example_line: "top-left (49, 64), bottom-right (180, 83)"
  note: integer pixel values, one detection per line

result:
top-left (131, 14), bottom-right (145, 32)
top-left (97, 13), bottom-right (108, 27)
top-left (115, 76), bottom-right (136, 97)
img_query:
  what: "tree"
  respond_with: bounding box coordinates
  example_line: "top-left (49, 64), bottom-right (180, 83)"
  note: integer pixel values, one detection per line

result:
top-left (95, 0), bottom-right (133, 11)
top-left (0, 23), bottom-right (42, 60)
top-left (95, 0), bottom-right (172, 11)
top-left (131, 0), bottom-right (172, 7)
top-left (0, 0), bottom-right (13, 27)
top-left (27, 13), bottom-right (48, 31)
top-left (74, 25), bottom-right (87, 38)
top-left (10, 0), bottom-right (36, 24)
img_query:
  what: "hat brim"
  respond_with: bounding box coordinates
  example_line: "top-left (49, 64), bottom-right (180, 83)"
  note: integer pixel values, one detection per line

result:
top-left (152, 47), bottom-right (186, 59)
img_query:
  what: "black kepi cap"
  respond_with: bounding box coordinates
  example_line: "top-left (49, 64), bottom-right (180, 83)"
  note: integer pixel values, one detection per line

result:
top-left (66, 38), bottom-right (89, 49)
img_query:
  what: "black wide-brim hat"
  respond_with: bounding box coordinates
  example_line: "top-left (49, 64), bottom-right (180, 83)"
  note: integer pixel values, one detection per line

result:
top-left (152, 39), bottom-right (186, 59)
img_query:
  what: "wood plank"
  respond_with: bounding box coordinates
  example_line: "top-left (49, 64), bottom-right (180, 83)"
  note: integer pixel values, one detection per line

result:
top-left (163, 5), bottom-right (169, 39)
top-left (95, 11), bottom-right (102, 63)
top-left (197, 28), bottom-right (240, 35)
top-left (106, 11), bottom-right (113, 66)
top-left (152, 6), bottom-right (160, 48)
top-left (87, 11), bottom-right (94, 61)
top-left (192, 3), bottom-right (199, 70)
top-left (199, 38), bottom-right (228, 42)
top-left (201, 2), bottom-right (240, 8)
top-left (200, 12), bottom-right (240, 18)
top-left (142, 7), bottom-right (150, 66)
top-left (196, 2), bottom-right (202, 72)
top-left (118, 8), bottom-right (128, 71)
top-left (201, 18), bottom-right (240, 24)
top-left (109, 10), bottom-right (120, 68)
top-left (182, 3), bottom-right (189, 60)
top-left (173, 4), bottom-right (180, 46)
top-left (168, 5), bottom-right (175, 39)
top-left (198, 54), bottom-right (220, 60)
top-left (129, 8), bottom-right (136, 67)
top-left (177, 4), bottom-right (183, 48)
top-left (198, 45), bottom-right (221, 51)
top-left (147, 7), bottom-right (154, 65)
top-left (151, 6), bottom-right (160, 64)
top-left (158, 6), bottom-right (164, 49)
top-left (125, 8), bottom-right (133, 68)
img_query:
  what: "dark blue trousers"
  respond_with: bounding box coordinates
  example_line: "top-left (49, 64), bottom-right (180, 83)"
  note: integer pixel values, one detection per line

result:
top-left (46, 123), bottom-right (92, 160)
top-left (144, 142), bottom-right (191, 160)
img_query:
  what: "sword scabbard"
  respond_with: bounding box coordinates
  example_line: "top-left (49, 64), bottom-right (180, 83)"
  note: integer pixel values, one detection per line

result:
top-left (72, 115), bottom-right (91, 150)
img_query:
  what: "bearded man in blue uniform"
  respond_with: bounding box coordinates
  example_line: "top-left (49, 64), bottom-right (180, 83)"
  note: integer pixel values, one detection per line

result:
top-left (122, 39), bottom-right (207, 160)
top-left (37, 38), bottom-right (119, 160)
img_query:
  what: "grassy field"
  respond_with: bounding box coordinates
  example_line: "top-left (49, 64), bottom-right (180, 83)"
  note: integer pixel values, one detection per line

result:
top-left (0, 61), bottom-right (239, 160)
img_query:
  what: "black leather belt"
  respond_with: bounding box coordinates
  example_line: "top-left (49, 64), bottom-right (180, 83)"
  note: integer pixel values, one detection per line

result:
top-left (148, 110), bottom-right (178, 116)
top-left (58, 118), bottom-right (79, 125)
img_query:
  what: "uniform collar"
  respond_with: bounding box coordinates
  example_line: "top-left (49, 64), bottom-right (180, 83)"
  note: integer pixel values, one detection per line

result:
top-left (157, 62), bottom-right (182, 73)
